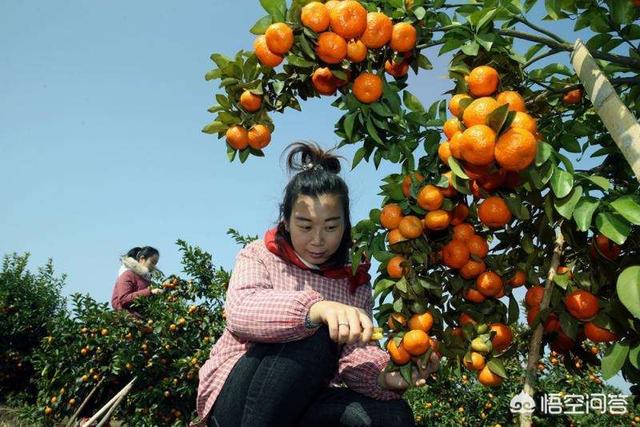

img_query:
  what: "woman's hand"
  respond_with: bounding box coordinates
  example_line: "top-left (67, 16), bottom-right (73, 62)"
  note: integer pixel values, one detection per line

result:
top-left (150, 288), bottom-right (164, 295)
top-left (308, 301), bottom-right (373, 345)
top-left (379, 352), bottom-right (440, 391)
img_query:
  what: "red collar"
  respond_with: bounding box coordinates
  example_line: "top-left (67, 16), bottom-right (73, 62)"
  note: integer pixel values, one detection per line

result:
top-left (264, 227), bottom-right (370, 294)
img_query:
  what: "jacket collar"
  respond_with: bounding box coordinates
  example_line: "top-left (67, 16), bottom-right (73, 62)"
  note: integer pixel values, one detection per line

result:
top-left (120, 257), bottom-right (151, 279)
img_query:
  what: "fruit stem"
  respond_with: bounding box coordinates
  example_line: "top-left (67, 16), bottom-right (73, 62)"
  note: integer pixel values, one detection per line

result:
top-left (519, 226), bottom-right (565, 427)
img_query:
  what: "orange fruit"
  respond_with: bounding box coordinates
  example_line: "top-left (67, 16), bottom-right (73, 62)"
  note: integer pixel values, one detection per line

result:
top-left (525, 286), bottom-right (545, 308)
top-left (442, 240), bottom-right (470, 269)
top-left (417, 184), bottom-right (444, 211)
top-left (463, 163), bottom-right (490, 181)
top-left (460, 125), bottom-right (496, 166)
top-left (225, 125), bottom-right (249, 150)
top-left (311, 67), bottom-right (338, 95)
top-left (562, 88), bottom-right (582, 105)
top-left (398, 215), bottom-right (424, 239)
top-left (550, 330), bottom-right (575, 354)
top-left (403, 329), bottom-right (431, 356)
top-left (478, 366), bottom-right (503, 387)
top-left (265, 23), bottom-right (294, 55)
top-left (301, 1), bottom-right (331, 33)
top-left (390, 22), bottom-right (417, 52)
top-left (438, 141), bottom-right (452, 164)
top-left (329, 0), bottom-right (367, 39)
top-left (584, 322), bottom-right (617, 343)
top-left (496, 90), bottom-right (526, 112)
top-left (324, 0), bottom-right (342, 12)
top-left (495, 128), bottom-right (537, 172)
top-left (463, 351), bottom-right (486, 371)
top-left (460, 259), bottom-right (487, 279)
top-left (477, 169), bottom-right (506, 192)
top-left (387, 229), bottom-right (407, 245)
top-left (408, 312), bottom-right (433, 333)
top-left (564, 290), bottom-right (599, 321)
top-left (463, 288), bottom-right (486, 303)
top-left (590, 234), bottom-right (621, 261)
top-left (347, 39), bottom-right (368, 63)
top-left (384, 57), bottom-right (410, 78)
top-left (387, 339), bottom-right (411, 364)
top-left (448, 132), bottom-right (464, 159)
top-left (476, 271), bottom-right (503, 297)
top-left (254, 35), bottom-right (283, 67)
top-left (490, 323), bottom-right (513, 352)
top-left (247, 124), bottom-right (272, 150)
top-left (452, 223), bottom-right (475, 241)
top-left (449, 94), bottom-right (472, 117)
top-left (509, 111), bottom-right (537, 133)
top-left (478, 196), bottom-right (512, 228)
top-left (459, 312), bottom-right (477, 326)
top-left (557, 265), bottom-right (574, 279)
top-left (467, 66), bottom-right (500, 97)
top-left (402, 172), bottom-right (424, 197)
top-left (440, 171), bottom-right (458, 197)
top-left (360, 12), bottom-right (393, 48)
top-left (380, 203), bottom-right (403, 230)
top-left (443, 118), bottom-right (463, 140)
top-left (507, 270), bottom-right (526, 288)
top-left (462, 97), bottom-right (499, 128)
top-left (450, 203), bottom-right (469, 226)
top-left (466, 234), bottom-right (489, 258)
top-left (387, 255), bottom-right (407, 279)
top-left (387, 312), bottom-right (407, 330)
top-left (240, 90), bottom-right (262, 112)
top-left (424, 209), bottom-right (452, 230)
top-left (353, 72), bottom-right (383, 104)
top-left (316, 32), bottom-right (348, 64)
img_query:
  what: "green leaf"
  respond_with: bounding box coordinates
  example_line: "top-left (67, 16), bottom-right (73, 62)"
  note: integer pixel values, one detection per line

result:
top-left (596, 212), bottom-right (631, 244)
top-left (572, 196), bottom-right (600, 231)
top-left (610, 195), bottom-right (640, 225)
top-left (475, 33), bottom-right (495, 52)
top-left (403, 91), bottom-right (425, 112)
top-left (250, 15), bottom-right (273, 35)
top-left (550, 168), bottom-right (573, 198)
top-left (630, 343), bottom-right (640, 370)
top-left (487, 104), bottom-right (510, 134)
top-left (448, 157), bottom-right (470, 180)
top-left (417, 54), bottom-right (432, 70)
top-left (558, 134), bottom-right (581, 153)
top-left (611, 0), bottom-right (635, 27)
top-left (260, 0), bottom-right (286, 21)
top-left (352, 147), bottom-right (366, 169)
top-left (205, 69), bottom-right (221, 81)
top-left (461, 41), bottom-right (480, 56)
top-left (544, 0), bottom-right (563, 20)
top-left (585, 175), bottom-right (610, 190)
top-left (366, 116), bottom-right (384, 146)
top-left (508, 295), bottom-right (519, 324)
top-left (554, 186), bottom-right (583, 220)
top-left (226, 144), bottom-right (237, 162)
top-left (535, 142), bottom-right (553, 166)
top-left (287, 55), bottom-right (315, 68)
top-left (414, 7), bottom-right (427, 20)
top-left (202, 121), bottom-right (227, 134)
top-left (486, 359), bottom-right (507, 378)
top-left (477, 9), bottom-right (498, 31)
top-left (343, 113), bottom-right (356, 141)
top-left (617, 266), bottom-right (640, 320)
top-left (601, 341), bottom-right (630, 380)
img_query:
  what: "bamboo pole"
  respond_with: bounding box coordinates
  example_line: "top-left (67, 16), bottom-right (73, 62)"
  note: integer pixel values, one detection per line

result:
top-left (571, 39), bottom-right (640, 182)
top-left (519, 229), bottom-right (565, 427)
top-left (65, 378), bottom-right (105, 427)
top-left (82, 377), bottom-right (136, 427)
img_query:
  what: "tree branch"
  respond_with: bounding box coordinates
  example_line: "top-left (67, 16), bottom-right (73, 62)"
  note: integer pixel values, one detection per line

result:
top-left (514, 16), bottom-right (568, 45)
top-left (524, 49), bottom-right (562, 68)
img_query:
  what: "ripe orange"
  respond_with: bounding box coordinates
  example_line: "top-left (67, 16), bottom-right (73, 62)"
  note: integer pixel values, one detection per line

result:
top-left (417, 185), bottom-right (444, 211)
top-left (525, 286), bottom-right (544, 308)
top-left (463, 351), bottom-right (486, 371)
top-left (584, 322), bottom-right (617, 343)
top-left (449, 94), bottom-right (472, 117)
top-left (477, 169), bottom-right (506, 192)
top-left (312, 67), bottom-right (338, 95)
top-left (478, 366), bottom-right (503, 387)
top-left (443, 240), bottom-right (470, 269)
top-left (424, 209), bottom-right (452, 230)
top-left (247, 124), bottom-right (272, 149)
top-left (509, 111), bottom-right (537, 133)
top-left (557, 265), bottom-right (574, 279)
top-left (478, 196), bottom-right (512, 228)
top-left (387, 312), bottom-right (407, 330)
top-left (387, 255), bottom-right (407, 279)
top-left (463, 288), bottom-right (486, 303)
top-left (462, 97), bottom-right (499, 128)
top-left (440, 171), bottom-right (458, 197)
top-left (495, 128), bottom-right (537, 172)
top-left (387, 229), bottom-right (407, 245)
top-left (387, 339), bottom-right (411, 364)
top-left (329, 0), bottom-right (367, 40)
top-left (590, 234), bottom-right (621, 261)
top-left (496, 90), bottom-right (526, 112)
top-left (240, 90), bottom-right (262, 112)
top-left (564, 290), bottom-right (599, 321)
top-left (448, 132), bottom-right (463, 159)
top-left (403, 329), bottom-right (431, 356)
top-left (438, 141), bottom-right (452, 164)
top-left (384, 57), bottom-right (410, 78)
top-left (452, 223), bottom-right (475, 241)
top-left (316, 32), bottom-right (348, 64)
top-left (408, 312), bottom-right (433, 333)
top-left (476, 271), bottom-right (503, 297)
top-left (324, 0), bottom-right (342, 12)
top-left (460, 125), bottom-right (497, 166)
top-left (450, 203), bottom-right (469, 226)
top-left (467, 66), bottom-right (500, 97)
top-left (390, 22), bottom-right (417, 52)
top-left (490, 323), bottom-right (513, 352)
top-left (359, 12), bottom-right (393, 48)
top-left (562, 88), bottom-right (582, 105)
top-left (460, 259), bottom-right (487, 279)
top-left (353, 72), bottom-right (383, 104)
top-left (463, 163), bottom-right (490, 180)
top-left (347, 39), bottom-right (368, 63)
top-left (254, 35), bottom-right (283, 68)
top-left (380, 203), bottom-right (403, 230)
top-left (402, 172), bottom-right (424, 197)
top-left (265, 23), bottom-right (294, 55)
top-left (398, 215), bottom-right (424, 239)
top-left (443, 118), bottom-right (463, 140)
top-left (225, 125), bottom-right (249, 150)
top-left (550, 330), bottom-right (575, 354)
top-left (459, 312), bottom-right (477, 326)
top-left (301, 2), bottom-right (331, 33)
top-left (466, 235), bottom-right (489, 258)
top-left (507, 270), bottom-right (526, 288)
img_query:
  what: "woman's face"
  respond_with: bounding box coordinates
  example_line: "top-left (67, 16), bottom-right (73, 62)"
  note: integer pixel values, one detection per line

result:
top-left (286, 194), bottom-right (345, 266)
top-left (139, 254), bottom-right (159, 271)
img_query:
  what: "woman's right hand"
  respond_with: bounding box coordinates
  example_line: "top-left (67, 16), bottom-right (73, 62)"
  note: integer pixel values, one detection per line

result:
top-left (308, 301), bottom-right (373, 345)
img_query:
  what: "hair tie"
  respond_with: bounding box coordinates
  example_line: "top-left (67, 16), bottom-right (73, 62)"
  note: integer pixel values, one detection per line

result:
top-left (302, 162), bottom-right (323, 171)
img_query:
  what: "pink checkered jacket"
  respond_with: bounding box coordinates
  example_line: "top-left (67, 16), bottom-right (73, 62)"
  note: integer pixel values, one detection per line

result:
top-left (194, 239), bottom-right (401, 425)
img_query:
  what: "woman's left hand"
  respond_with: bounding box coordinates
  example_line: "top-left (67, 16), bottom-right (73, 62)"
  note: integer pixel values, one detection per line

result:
top-left (379, 352), bottom-right (440, 391)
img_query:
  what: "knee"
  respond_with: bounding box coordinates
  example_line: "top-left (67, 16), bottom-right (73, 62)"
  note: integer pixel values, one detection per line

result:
top-left (384, 399), bottom-right (415, 427)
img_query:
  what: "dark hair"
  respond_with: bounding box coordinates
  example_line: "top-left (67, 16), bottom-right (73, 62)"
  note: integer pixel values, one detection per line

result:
top-left (276, 141), bottom-right (352, 267)
top-left (125, 246), bottom-right (159, 261)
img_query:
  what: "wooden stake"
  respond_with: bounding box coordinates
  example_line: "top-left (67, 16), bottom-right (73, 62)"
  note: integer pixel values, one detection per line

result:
top-left (82, 377), bottom-right (136, 427)
top-left (65, 378), bottom-right (104, 427)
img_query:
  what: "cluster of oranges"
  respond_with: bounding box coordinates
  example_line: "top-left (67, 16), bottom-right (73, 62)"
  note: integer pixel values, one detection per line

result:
top-left (385, 311), bottom-right (438, 365)
top-left (224, 93), bottom-right (272, 151)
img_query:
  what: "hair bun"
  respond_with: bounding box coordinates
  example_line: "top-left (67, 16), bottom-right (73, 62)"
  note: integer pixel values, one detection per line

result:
top-left (283, 141), bottom-right (342, 175)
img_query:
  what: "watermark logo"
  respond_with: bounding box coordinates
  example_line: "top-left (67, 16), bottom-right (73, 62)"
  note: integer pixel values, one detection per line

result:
top-left (510, 391), bottom-right (536, 414)
top-left (509, 392), bottom-right (629, 415)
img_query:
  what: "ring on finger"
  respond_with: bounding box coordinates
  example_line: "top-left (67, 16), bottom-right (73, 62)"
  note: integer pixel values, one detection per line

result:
top-left (338, 322), bottom-right (349, 327)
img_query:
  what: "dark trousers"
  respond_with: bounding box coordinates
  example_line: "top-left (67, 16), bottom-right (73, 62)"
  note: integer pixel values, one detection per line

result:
top-left (208, 326), bottom-right (415, 427)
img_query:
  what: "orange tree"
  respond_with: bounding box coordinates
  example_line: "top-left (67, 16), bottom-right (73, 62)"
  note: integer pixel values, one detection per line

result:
top-left (203, 0), bottom-right (640, 420)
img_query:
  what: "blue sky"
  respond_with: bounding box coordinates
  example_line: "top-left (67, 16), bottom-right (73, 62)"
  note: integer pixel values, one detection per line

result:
top-left (0, 1), bottom-right (629, 393)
